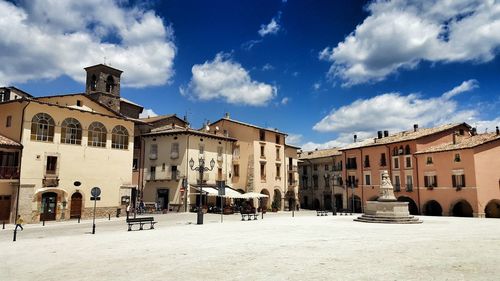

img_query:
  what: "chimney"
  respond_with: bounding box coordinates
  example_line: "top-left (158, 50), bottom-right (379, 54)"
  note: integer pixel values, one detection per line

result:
top-left (471, 127), bottom-right (477, 136)
top-left (353, 134), bottom-right (357, 143)
top-left (377, 131), bottom-right (383, 139)
top-left (496, 126), bottom-right (499, 135)
top-left (384, 130), bottom-right (389, 137)
top-left (224, 112), bottom-right (230, 119)
top-left (413, 124), bottom-right (418, 132)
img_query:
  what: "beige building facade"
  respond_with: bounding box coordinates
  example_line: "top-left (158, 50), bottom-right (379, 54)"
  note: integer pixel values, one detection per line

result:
top-left (211, 115), bottom-right (297, 211)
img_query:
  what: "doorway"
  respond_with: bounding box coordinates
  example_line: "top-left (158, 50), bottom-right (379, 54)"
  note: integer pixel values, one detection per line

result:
top-left (157, 189), bottom-right (169, 210)
top-left (41, 192), bottom-right (57, 221)
top-left (0, 195), bottom-right (11, 221)
top-left (70, 192), bottom-right (82, 218)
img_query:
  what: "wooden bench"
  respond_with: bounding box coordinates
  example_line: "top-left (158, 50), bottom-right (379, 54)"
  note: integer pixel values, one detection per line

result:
top-left (126, 217), bottom-right (157, 231)
top-left (316, 210), bottom-right (329, 216)
top-left (241, 213), bottom-right (258, 221)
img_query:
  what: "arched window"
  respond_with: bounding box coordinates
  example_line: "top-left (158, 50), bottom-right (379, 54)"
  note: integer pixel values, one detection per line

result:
top-left (61, 118), bottom-right (82, 145)
top-left (393, 147), bottom-right (398, 156)
top-left (112, 125), bottom-right (129, 149)
top-left (30, 113), bottom-right (55, 142)
top-left (88, 122), bottom-right (107, 147)
top-left (90, 74), bottom-right (97, 91)
top-left (404, 145), bottom-right (411, 155)
top-left (106, 76), bottom-right (114, 93)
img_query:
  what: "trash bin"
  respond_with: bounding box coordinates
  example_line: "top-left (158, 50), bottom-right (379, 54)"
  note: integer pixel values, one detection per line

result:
top-left (116, 208), bottom-right (121, 218)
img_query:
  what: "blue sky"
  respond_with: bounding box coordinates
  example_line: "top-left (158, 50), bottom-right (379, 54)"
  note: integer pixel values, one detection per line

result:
top-left (1, 0), bottom-right (499, 150)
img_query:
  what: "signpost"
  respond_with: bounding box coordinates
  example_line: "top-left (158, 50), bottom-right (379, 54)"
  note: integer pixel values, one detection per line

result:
top-left (90, 187), bottom-right (101, 234)
top-left (217, 181), bottom-right (225, 223)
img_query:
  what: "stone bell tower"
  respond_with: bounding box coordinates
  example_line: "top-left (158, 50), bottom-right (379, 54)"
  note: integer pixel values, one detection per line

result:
top-left (84, 64), bottom-right (123, 112)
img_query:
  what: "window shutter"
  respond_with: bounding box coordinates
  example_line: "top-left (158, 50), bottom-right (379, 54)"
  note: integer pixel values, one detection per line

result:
top-left (452, 175), bottom-right (456, 188)
top-left (424, 176), bottom-right (429, 187)
top-left (461, 174), bottom-right (465, 187)
top-left (433, 176), bottom-right (438, 187)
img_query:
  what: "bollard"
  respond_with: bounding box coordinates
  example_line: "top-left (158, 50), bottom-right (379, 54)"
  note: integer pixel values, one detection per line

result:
top-left (13, 229), bottom-right (17, 242)
top-left (108, 213), bottom-right (111, 220)
top-left (78, 216), bottom-right (81, 223)
top-left (2, 221), bottom-right (4, 229)
top-left (42, 219), bottom-right (45, 226)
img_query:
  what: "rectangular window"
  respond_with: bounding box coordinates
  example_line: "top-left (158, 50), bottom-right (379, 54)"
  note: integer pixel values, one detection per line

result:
top-left (405, 156), bottom-right (412, 168)
top-left (6, 116), bottom-right (12, 127)
top-left (288, 173), bottom-right (293, 185)
top-left (232, 145), bottom-right (240, 158)
top-left (325, 175), bottom-right (330, 187)
top-left (233, 164), bottom-right (240, 177)
top-left (302, 166), bottom-right (308, 175)
top-left (325, 164), bottom-right (329, 171)
top-left (260, 163), bottom-right (266, 180)
top-left (454, 153), bottom-right (461, 162)
top-left (76, 100), bottom-right (82, 107)
top-left (260, 145), bottom-right (265, 158)
top-left (171, 143), bottom-right (179, 159)
top-left (347, 175), bottom-right (356, 187)
top-left (452, 174), bottom-right (466, 188)
top-left (132, 158), bottom-right (138, 170)
top-left (394, 175), bottom-right (401, 191)
top-left (347, 157), bottom-right (357, 169)
top-left (162, 163), bottom-right (166, 171)
top-left (313, 164), bottom-right (318, 171)
top-left (426, 156), bottom-right (433, 165)
top-left (276, 164), bottom-right (281, 179)
top-left (150, 166), bottom-right (156, 180)
top-left (150, 144), bottom-right (158, 160)
top-left (275, 134), bottom-right (280, 144)
top-left (424, 175), bottom-right (438, 188)
top-left (406, 175), bottom-right (413, 191)
top-left (380, 153), bottom-right (387, 166)
top-left (365, 174), bottom-right (371, 186)
top-left (313, 175), bottom-right (318, 188)
top-left (259, 129), bottom-right (265, 141)
top-left (276, 147), bottom-right (281, 160)
top-left (134, 136), bottom-right (140, 149)
top-left (46, 156), bottom-right (57, 175)
top-left (393, 157), bottom-right (399, 169)
top-left (364, 155), bottom-right (370, 168)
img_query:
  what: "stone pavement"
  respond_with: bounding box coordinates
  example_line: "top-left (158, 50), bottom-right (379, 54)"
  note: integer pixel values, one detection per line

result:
top-left (1, 211), bottom-right (499, 281)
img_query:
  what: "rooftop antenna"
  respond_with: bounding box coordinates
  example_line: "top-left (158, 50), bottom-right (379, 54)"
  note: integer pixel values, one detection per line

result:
top-left (103, 56), bottom-right (107, 65)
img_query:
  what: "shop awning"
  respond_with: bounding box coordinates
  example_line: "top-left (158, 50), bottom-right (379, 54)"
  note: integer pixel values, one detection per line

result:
top-left (191, 186), bottom-right (245, 198)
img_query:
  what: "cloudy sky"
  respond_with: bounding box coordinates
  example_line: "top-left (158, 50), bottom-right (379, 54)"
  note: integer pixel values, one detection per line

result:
top-left (1, 0), bottom-right (499, 150)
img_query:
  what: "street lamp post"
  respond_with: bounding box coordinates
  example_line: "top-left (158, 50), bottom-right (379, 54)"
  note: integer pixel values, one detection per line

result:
top-left (331, 175), bottom-right (336, 216)
top-left (189, 157), bottom-right (215, 225)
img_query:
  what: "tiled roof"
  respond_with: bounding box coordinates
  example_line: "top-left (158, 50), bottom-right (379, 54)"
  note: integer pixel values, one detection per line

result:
top-left (210, 117), bottom-right (288, 136)
top-left (415, 133), bottom-right (500, 154)
top-left (143, 125), bottom-right (237, 141)
top-left (340, 123), bottom-right (469, 150)
top-left (0, 134), bottom-right (21, 148)
top-left (139, 114), bottom-right (180, 123)
top-left (299, 148), bottom-right (341, 160)
top-left (120, 97), bottom-right (143, 108)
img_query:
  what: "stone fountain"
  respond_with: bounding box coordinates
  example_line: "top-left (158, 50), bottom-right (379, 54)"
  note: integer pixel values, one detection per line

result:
top-left (354, 171), bottom-right (422, 224)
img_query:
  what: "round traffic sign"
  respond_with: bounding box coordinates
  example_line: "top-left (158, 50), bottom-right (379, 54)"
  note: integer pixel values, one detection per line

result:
top-left (91, 187), bottom-right (101, 197)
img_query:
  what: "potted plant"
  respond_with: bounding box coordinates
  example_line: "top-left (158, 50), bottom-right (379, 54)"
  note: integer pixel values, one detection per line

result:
top-left (271, 201), bottom-right (279, 212)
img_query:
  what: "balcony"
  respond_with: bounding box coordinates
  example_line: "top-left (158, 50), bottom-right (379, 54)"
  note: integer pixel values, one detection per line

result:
top-left (149, 153), bottom-right (157, 160)
top-left (43, 176), bottom-right (59, 187)
top-left (406, 184), bottom-right (413, 192)
top-left (346, 164), bottom-right (357, 170)
top-left (394, 184), bottom-right (401, 192)
top-left (170, 151), bottom-right (179, 159)
top-left (0, 166), bottom-right (20, 179)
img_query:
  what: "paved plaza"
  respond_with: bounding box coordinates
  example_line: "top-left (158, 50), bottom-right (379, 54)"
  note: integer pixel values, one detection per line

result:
top-left (1, 211), bottom-right (499, 281)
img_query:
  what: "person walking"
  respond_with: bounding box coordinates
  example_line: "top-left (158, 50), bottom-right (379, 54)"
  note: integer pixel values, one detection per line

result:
top-left (15, 215), bottom-right (24, 231)
top-left (126, 203), bottom-right (131, 219)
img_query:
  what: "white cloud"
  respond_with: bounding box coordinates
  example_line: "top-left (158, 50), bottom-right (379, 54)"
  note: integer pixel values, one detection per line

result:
top-left (182, 53), bottom-right (277, 106)
top-left (139, 108), bottom-right (158, 119)
top-left (286, 133), bottom-right (302, 146)
top-left (280, 97), bottom-right (290, 105)
top-left (313, 82), bottom-right (321, 91)
top-left (258, 14), bottom-right (281, 37)
top-left (321, 0), bottom-right (500, 85)
top-left (262, 63), bottom-right (275, 71)
top-left (241, 39), bottom-right (263, 51)
top-left (306, 79), bottom-right (494, 148)
top-left (0, 0), bottom-right (176, 88)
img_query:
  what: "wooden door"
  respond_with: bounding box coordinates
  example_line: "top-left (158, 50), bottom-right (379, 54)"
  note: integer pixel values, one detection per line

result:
top-left (41, 192), bottom-right (57, 221)
top-left (0, 195), bottom-right (11, 221)
top-left (70, 192), bottom-right (82, 218)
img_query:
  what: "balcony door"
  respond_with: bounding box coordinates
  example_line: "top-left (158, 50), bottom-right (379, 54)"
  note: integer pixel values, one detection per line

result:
top-left (157, 189), bottom-right (169, 210)
top-left (41, 192), bottom-right (57, 221)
